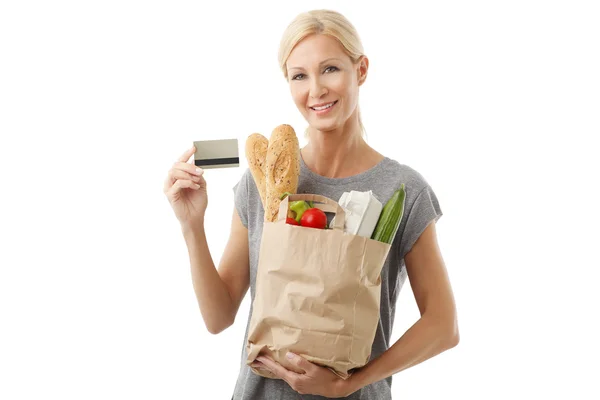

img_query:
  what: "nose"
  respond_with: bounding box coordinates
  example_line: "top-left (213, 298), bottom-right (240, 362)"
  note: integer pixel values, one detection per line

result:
top-left (309, 77), bottom-right (328, 99)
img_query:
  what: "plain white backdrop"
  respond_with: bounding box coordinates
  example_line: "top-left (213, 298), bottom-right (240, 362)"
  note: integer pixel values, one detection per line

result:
top-left (1, 1), bottom-right (599, 399)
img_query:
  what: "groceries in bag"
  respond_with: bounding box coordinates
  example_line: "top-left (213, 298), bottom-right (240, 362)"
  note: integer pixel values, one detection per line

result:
top-left (279, 192), bottom-right (327, 229)
top-left (244, 123), bottom-right (406, 242)
top-left (331, 190), bottom-right (382, 238)
top-left (245, 125), bottom-right (301, 221)
top-left (245, 193), bottom-right (392, 380)
top-left (370, 184), bottom-right (406, 244)
top-left (330, 186), bottom-right (406, 245)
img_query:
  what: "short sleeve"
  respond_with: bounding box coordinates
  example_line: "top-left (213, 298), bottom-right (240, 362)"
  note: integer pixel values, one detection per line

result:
top-left (232, 170), bottom-right (250, 228)
top-left (398, 185), bottom-right (443, 260)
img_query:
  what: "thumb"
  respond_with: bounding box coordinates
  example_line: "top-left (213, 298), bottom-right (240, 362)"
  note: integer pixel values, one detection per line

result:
top-left (286, 352), bottom-right (314, 373)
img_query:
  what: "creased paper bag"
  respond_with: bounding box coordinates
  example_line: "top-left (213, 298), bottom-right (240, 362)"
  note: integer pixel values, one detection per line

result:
top-left (246, 194), bottom-right (391, 380)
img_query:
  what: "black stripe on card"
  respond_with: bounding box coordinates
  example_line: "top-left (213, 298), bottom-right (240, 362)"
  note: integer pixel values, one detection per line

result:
top-left (195, 157), bottom-right (239, 166)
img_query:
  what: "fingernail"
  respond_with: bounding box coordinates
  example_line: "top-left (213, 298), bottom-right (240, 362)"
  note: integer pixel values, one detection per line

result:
top-left (195, 168), bottom-right (203, 174)
top-left (286, 352), bottom-right (294, 359)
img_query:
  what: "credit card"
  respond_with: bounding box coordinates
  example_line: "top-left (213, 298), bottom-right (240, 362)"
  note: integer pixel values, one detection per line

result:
top-left (193, 138), bottom-right (239, 169)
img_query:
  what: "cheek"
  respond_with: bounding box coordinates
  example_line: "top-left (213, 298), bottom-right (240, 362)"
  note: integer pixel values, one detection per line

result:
top-left (290, 85), bottom-right (308, 109)
top-left (331, 75), bottom-right (356, 106)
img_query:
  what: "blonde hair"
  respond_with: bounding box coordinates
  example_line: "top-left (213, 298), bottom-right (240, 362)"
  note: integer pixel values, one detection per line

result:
top-left (278, 9), bottom-right (367, 140)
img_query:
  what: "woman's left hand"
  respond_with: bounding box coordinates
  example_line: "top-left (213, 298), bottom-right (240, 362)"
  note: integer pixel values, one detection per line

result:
top-left (252, 352), bottom-right (353, 398)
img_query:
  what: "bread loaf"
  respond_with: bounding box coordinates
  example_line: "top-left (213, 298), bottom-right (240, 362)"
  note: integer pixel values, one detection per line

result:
top-left (265, 124), bottom-right (301, 222)
top-left (245, 133), bottom-right (268, 210)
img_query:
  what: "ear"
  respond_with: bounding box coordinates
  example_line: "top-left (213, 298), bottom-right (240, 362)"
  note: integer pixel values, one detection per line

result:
top-left (357, 55), bottom-right (369, 86)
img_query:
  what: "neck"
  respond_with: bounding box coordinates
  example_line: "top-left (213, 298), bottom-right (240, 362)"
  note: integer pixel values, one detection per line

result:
top-left (301, 115), bottom-right (370, 178)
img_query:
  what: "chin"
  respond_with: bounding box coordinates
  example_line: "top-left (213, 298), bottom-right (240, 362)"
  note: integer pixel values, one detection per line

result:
top-left (309, 119), bottom-right (339, 132)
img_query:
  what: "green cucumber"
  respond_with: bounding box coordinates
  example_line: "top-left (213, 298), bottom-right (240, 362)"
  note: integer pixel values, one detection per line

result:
top-left (371, 184), bottom-right (406, 244)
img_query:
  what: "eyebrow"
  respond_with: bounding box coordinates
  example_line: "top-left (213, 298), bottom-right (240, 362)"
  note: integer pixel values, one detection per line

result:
top-left (288, 58), bottom-right (342, 72)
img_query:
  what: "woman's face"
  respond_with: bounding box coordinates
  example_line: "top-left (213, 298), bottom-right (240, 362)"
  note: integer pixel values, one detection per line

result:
top-left (286, 34), bottom-right (367, 132)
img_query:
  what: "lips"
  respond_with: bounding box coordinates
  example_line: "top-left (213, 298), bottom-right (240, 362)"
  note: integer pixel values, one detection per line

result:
top-left (310, 100), bottom-right (338, 111)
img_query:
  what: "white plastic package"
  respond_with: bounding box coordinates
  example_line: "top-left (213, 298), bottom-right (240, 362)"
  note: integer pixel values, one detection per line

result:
top-left (332, 190), bottom-right (383, 238)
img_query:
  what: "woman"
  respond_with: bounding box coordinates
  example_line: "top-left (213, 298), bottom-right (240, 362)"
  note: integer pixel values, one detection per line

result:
top-left (164, 9), bottom-right (459, 400)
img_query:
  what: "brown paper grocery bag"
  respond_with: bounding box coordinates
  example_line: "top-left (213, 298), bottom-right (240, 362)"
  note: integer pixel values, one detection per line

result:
top-left (246, 194), bottom-right (392, 380)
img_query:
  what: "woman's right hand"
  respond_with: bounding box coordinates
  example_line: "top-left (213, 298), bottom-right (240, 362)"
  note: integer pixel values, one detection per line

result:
top-left (163, 146), bottom-right (208, 228)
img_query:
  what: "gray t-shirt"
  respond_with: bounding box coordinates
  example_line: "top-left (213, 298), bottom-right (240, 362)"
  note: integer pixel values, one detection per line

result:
top-left (231, 156), bottom-right (442, 400)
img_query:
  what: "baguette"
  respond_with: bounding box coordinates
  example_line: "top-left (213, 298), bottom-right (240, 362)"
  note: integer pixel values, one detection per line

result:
top-left (245, 133), bottom-right (268, 210)
top-left (265, 124), bottom-right (301, 222)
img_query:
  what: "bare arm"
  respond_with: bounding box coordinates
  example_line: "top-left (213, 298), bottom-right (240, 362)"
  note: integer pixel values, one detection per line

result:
top-left (182, 206), bottom-right (250, 334)
top-left (346, 221), bottom-right (459, 394)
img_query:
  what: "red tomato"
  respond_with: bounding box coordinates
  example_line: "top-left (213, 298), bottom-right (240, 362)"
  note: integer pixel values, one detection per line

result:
top-left (299, 208), bottom-right (327, 229)
top-left (286, 217), bottom-right (300, 226)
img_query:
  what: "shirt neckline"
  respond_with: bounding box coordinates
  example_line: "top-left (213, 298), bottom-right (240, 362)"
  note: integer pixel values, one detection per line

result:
top-left (300, 151), bottom-right (390, 186)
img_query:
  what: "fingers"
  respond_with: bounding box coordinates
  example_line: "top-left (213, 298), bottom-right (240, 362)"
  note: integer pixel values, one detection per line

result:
top-left (285, 352), bottom-right (315, 374)
top-left (168, 167), bottom-right (203, 185)
top-left (165, 178), bottom-right (201, 199)
top-left (164, 148), bottom-right (205, 193)
top-left (173, 160), bottom-right (204, 178)
top-left (163, 170), bottom-right (197, 194)
top-left (250, 361), bottom-right (270, 372)
top-left (256, 356), bottom-right (299, 384)
top-left (169, 162), bottom-right (202, 187)
top-left (164, 172), bottom-right (204, 195)
top-left (178, 145), bottom-right (196, 163)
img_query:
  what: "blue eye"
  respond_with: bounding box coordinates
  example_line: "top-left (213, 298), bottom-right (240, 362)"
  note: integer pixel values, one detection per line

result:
top-left (292, 73), bottom-right (305, 80)
top-left (325, 66), bottom-right (338, 73)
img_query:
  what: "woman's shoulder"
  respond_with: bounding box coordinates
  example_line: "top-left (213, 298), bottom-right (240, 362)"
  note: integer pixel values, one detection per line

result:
top-left (379, 156), bottom-right (432, 193)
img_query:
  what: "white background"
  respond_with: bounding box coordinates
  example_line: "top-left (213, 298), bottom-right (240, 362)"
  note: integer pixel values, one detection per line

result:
top-left (1, 1), bottom-right (599, 399)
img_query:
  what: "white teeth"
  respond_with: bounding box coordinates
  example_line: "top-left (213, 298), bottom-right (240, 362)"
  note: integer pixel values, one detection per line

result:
top-left (312, 102), bottom-right (335, 111)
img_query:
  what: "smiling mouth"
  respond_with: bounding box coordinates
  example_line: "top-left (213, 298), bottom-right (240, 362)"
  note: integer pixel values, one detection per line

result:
top-left (310, 100), bottom-right (338, 111)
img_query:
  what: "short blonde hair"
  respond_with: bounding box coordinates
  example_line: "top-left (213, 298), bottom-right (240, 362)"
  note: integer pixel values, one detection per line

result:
top-left (278, 9), bottom-right (367, 139)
